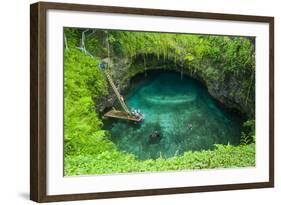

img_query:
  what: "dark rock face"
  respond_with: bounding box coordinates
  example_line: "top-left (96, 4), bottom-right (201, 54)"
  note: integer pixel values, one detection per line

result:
top-left (96, 56), bottom-right (254, 118)
top-left (206, 74), bottom-right (254, 117)
top-left (207, 78), bottom-right (243, 114)
top-left (95, 93), bottom-right (116, 113)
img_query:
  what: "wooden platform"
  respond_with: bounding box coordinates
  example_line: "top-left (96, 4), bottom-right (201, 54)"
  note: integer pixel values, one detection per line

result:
top-left (101, 68), bottom-right (143, 123)
top-left (104, 109), bottom-right (143, 122)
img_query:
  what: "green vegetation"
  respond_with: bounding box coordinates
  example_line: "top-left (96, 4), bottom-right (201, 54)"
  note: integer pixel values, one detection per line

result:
top-left (65, 144), bottom-right (255, 175)
top-left (64, 28), bottom-right (255, 176)
top-left (64, 48), bottom-right (109, 156)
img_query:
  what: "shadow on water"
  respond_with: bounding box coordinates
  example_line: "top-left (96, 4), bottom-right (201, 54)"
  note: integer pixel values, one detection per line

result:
top-left (103, 71), bottom-right (243, 160)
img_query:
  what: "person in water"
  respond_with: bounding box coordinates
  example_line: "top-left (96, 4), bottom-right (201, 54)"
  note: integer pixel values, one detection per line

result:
top-left (187, 123), bottom-right (193, 130)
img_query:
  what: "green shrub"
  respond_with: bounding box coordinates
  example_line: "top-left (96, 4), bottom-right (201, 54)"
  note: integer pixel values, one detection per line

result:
top-left (65, 143), bottom-right (255, 175)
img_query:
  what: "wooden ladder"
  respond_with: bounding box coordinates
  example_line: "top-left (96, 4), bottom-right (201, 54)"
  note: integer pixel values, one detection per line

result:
top-left (104, 70), bottom-right (130, 113)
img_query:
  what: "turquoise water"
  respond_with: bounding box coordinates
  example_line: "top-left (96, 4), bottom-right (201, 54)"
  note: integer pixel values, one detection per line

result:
top-left (104, 71), bottom-right (243, 160)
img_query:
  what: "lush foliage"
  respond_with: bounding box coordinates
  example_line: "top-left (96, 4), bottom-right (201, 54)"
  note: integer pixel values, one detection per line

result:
top-left (63, 28), bottom-right (255, 176)
top-left (240, 119), bottom-right (255, 145)
top-left (65, 143), bottom-right (255, 175)
top-left (67, 28), bottom-right (255, 116)
top-left (64, 48), bottom-right (109, 156)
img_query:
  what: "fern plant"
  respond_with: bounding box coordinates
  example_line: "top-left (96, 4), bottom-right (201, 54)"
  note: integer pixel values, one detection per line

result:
top-left (240, 132), bottom-right (252, 145)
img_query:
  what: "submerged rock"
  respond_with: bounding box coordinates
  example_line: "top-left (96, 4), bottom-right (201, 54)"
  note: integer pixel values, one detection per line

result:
top-left (148, 131), bottom-right (161, 144)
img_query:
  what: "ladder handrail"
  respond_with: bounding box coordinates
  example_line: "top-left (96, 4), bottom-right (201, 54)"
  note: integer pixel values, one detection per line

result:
top-left (104, 70), bottom-right (130, 113)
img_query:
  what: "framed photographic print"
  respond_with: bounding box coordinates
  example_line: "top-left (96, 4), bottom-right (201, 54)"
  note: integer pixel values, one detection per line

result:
top-left (30, 1), bottom-right (274, 202)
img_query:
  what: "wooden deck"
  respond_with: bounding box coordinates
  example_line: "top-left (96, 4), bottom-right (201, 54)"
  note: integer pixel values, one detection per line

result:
top-left (104, 109), bottom-right (143, 122)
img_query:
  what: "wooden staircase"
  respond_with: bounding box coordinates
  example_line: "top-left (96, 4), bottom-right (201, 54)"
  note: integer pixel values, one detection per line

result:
top-left (104, 70), bottom-right (130, 113)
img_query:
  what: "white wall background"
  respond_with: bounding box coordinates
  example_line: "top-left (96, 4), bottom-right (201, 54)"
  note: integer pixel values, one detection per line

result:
top-left (0, 0), bottom-right (279, 204)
